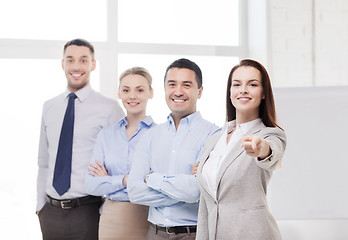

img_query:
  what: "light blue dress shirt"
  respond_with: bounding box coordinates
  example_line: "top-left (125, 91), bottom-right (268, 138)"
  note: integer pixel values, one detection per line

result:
top-left (128, 112), bottom-right (220, 227)
top-left (85, 116), bottom-right (155, 201)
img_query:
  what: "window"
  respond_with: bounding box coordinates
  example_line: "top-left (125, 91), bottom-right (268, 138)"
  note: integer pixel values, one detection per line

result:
top-left (0, 59), bottom-right (100, 238)
top-left (118, 0), bottom-right (239, 46)
top-left (0, 0), bottom-right (107, 41)
top-left (0, 1), bottom-right (244, 238)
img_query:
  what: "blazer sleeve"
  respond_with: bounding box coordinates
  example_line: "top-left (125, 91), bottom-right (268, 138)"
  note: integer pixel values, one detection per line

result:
top-left (254, 127), bottom-right (287, 171)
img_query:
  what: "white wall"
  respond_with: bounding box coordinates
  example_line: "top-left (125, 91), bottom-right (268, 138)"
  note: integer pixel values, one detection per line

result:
top-left (270, 87), bottom-right (348, 239)
top-left (266, 0), bottom-right (348, 239)
top-left (269, 0), bottom-right (348, 87)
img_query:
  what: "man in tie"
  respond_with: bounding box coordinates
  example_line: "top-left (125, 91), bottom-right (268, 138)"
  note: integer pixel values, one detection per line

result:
top-left (36, 38), bottom-right (124, 240)
top-left (127, 58), bottom-right (220, 240)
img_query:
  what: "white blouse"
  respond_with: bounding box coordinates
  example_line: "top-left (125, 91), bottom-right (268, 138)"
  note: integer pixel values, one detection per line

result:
top-left (201, 118), bottom-right (262, 198)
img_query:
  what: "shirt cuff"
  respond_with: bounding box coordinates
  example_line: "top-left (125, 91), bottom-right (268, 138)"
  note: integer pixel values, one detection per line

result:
top-left (146, 172), bottom-right (165, 190)
top-left (256, 150), bottom-right (273, 162)
top-left (111, 175), bottom-right (125, 188)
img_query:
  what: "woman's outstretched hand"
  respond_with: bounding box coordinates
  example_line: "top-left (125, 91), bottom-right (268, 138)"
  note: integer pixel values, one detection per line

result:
top-left (240, 136), bottom-right (271, 160)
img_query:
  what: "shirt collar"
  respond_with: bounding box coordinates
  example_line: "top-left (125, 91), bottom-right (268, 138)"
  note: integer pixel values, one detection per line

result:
top-left (64, 84), bottom-right (92, 102)
top-left (167, 111), bottom-right (202, 126)
top-left (118, 116), bottom-right (154, 128)
top-left (227, 118), bottom-right (262, 135)
top-left (118, 117), bottom-right (128, 127)
top-left (141, 116), bottom-right (155, 127)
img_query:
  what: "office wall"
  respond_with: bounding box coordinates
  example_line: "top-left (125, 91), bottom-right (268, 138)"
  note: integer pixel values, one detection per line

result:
top-left (267, 1), bottom-right (348, 239)
top-left (269, 87), bottom-right (348, 239)
top-left (269, 0), bottom-right (348, 87)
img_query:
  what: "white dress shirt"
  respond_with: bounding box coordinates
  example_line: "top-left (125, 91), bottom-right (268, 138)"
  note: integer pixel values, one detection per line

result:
top-left (36, 84), bottom-right (124, 211)
top-left (202, 118), bottom-right (262, 198)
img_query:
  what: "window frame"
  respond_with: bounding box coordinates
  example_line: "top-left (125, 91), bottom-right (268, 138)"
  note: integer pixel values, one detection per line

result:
top-left (0, 0), bottom-right (248, 99)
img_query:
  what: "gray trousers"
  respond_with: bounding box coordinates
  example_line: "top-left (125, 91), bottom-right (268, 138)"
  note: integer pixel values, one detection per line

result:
top-left (146, 224), bottom-right (196, 240)
top-left (38, 202), bottom-right (100, 240)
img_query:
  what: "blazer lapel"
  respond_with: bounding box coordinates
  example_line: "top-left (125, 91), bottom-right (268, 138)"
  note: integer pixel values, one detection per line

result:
top-left (215, 120), bottom-right (266, 190)
top-left (215, 144), bottom-right (244, 189)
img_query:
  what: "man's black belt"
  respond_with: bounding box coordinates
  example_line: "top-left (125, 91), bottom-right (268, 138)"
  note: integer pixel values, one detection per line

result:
top-left (151, 223), bottom-right (197, 234)
top-left (47, 195), bottom-right (102, 209)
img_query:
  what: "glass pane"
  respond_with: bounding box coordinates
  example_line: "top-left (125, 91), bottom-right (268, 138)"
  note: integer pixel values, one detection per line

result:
top-left (118, 0), bottom-right (239, 46)
top-left (0, 0), bottom-right (107, 41)
top-left (0, 59), bottom-right (99, 239)
top-left (118, 54), bottom-right (239, 126)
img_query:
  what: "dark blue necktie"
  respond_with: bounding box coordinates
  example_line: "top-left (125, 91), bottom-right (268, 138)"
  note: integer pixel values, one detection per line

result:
top-left (53, 93), bottom-right (77, 195)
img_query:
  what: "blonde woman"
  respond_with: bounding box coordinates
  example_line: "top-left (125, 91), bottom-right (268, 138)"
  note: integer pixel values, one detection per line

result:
top-left (85, 67), bottom-right (155, 239)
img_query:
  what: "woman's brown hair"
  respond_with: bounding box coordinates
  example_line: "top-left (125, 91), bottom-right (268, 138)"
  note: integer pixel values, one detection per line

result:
top-left (226, 59), bottom-right (281, 129)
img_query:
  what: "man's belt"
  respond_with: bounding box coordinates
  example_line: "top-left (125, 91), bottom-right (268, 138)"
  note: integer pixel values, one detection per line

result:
top-left (151, 223), bottom-right (197, 235)
top-left (47, 195), bottom-right (102, 209)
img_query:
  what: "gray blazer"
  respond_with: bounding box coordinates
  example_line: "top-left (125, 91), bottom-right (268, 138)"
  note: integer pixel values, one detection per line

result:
top-left (196, 121), bottom-right (286, 240)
